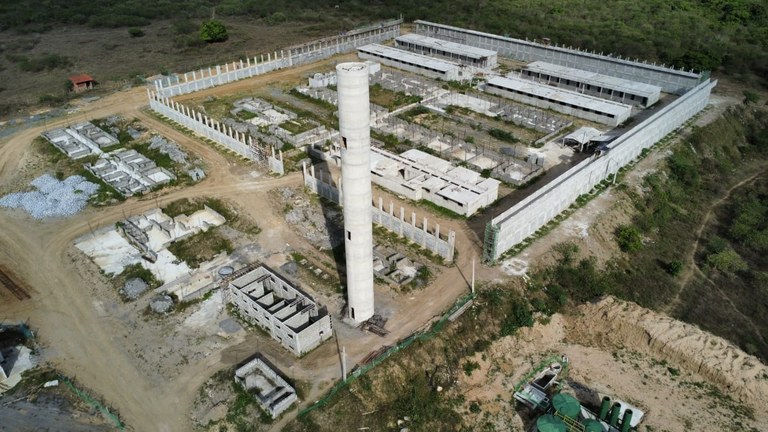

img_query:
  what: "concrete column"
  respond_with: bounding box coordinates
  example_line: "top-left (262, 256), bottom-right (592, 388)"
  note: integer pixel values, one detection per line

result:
top-left (411, 212), bottom-right (416, 227)
top-left (338, 62), bottom-right (374, 324)
top-left (378, 197), bottom-right (383, 212)
top-left (389, 201), bottom-right (394, 216)
top-left (400, 207), bottom-right (405, 236)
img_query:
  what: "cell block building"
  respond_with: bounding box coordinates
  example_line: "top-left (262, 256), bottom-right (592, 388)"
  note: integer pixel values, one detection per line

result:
top-left (395, 33), bottom-right (498, 69)
top-left (234, 356), bottom-right (297, 418)
top-left (370, 147), bottom-right (500, 217)
top-left (227, 265), bottom-right (332, 356)
top-left (357, 44), bottom-right (463, 81)
top-left (522, 61), bottom-right (661, 107)
top-left (483, 76), bottom-right (632, 127)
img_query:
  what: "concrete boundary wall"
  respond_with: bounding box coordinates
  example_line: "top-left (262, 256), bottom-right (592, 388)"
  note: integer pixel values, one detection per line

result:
top-left (414, 20), bottom-right (702, 94)
top-left (486, 79), bottom-right (716, 262)
top-left (148, 90), bottom-right (265, 161)
top-left (302, 163), bottom-right (456, 262)
top-left (154, 19), bottom-right (402, 98)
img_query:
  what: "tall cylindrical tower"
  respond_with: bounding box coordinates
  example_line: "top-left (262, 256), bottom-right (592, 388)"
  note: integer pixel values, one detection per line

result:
top-left (337, 62), bottom-right (374, 323)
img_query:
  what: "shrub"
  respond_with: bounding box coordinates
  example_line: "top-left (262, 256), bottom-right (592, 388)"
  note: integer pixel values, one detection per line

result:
top-left (615, 225), bottom-right (643, 252)
top-left (128, 27), bottom-right (144, 37)
top-left (707, 248), bottom-right (748, 273)
top-left (200, 20), bottom-right (228, 43)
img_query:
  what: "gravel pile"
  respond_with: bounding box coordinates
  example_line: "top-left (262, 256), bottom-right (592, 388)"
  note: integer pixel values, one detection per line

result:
top-left (0, 174), bottom-right (99, 219)
top-left (149, 135), bottom-right (188, 165)
top-left (122, 278), bottom-right (149, 300)
top-left (150, 295), bottom-right (174, 314)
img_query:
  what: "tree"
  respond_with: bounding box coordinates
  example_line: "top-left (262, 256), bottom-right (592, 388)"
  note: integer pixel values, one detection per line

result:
top-left (200, 20), bottom-right (228, 43)
top-left (128, 27), bottom-right (144, 37)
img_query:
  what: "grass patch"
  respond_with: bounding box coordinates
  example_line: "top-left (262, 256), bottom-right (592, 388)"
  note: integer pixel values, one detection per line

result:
top-left (278, 118), bottom-right (317, 135)
top-left (369, 83), bottom-right (421, 110)
top-left (417, 199), bottom-right (466, 220)
top-left (167, 228), bottom-right (233, 269)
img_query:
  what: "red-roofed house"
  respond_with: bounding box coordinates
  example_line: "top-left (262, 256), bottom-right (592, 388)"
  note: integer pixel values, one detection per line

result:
top-left (68, 74), bottom-right (96, 93)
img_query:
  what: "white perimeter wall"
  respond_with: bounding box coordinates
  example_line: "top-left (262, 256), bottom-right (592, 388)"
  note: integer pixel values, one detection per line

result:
top-left (487, 79), bottom-right (716, 261)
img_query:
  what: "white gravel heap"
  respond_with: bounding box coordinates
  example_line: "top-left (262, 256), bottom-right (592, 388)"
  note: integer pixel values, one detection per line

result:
top-left (0, 174), bottom-right (99, 219)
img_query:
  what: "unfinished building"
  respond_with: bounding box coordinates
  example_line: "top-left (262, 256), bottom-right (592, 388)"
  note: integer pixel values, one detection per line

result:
top-left (234, 355), bottom-right (297, 418)
top-left (370, 147), bottom-right (499, 217)
top-left (85, 149), bottom-right (176, 196)
top-left (226, 265), bottom-right (332, 356)
top-left (522, 61), bottom-right (661, 107)
top-left (395, 33), bottom-right (498, 69)
top-left (483, 75), bottom-right (632, 127)
top-left (42, 122), bottom-right (119, 159)
top-left (357, 44), bottom-right (463, 81)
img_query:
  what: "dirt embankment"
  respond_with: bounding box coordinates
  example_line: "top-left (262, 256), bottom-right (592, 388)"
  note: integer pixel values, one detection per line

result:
top-left (567, 296), bottom-right (768, 403)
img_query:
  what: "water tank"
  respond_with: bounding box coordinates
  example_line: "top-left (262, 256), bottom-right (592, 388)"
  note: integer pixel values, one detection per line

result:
top-left (536, 414), bottom-right (566, 432)
top-left (218, 266), bottom-right (234, 278)
top-left (582, 419), bottom-right (603, 432)
top-left (552, 393), bottom-right (581, 420)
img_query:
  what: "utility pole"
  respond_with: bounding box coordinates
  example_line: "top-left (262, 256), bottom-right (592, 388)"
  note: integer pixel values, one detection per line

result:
top-left (341, 345), bottom-right (347, 380)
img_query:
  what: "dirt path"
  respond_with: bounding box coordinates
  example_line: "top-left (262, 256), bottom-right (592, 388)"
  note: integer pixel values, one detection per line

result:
top-left (663, 170), bottom-right (766, 315)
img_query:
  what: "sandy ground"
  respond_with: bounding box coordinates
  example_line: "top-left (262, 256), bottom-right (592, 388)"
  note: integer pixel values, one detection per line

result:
top-left (0, 55), bottom-right (489, 432)
top-left (456, 297), bottom-right (768, 432)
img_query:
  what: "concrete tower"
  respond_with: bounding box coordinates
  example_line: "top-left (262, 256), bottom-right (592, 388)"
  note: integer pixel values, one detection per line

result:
top-left (337, 62), bottom-right (374, 323)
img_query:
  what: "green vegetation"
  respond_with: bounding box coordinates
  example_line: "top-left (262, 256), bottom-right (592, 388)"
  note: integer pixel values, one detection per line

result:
top-left (199, 20), bottom-right (228, 43)
top-left (488, 128), bottom-right (518, 144)
top-left (369, 84), bottom-right (422, 110)
top-left (167, 228), bottom-right (233, 269)
top-left (128, 27), bottom-right (144, 37)
top-left (398, 105), bottom-right (432, 123)
top-left (278, 119), bottom-right (317, 135)
top-left (615, 224), bottom-right (643, 252)
top-left (118, 263), bottom-right (163, 289)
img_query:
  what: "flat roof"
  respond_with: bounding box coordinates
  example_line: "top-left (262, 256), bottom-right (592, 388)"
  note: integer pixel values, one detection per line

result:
top-left (413, 20), bottom-right (700, 79)
top-left (525, 61), bottom-right (661, 97)
top-left (396, 33), bottom-right (496, 60)
top-left (486, 75), bottom-right (632, 117)
top-left (358, 44), bottom-right (459, 73)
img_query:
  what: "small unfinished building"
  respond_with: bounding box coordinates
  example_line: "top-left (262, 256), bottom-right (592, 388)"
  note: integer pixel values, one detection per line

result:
top-left (42, 122), bottom-right (119, 159)
top-left (85, 149), bottom-right (176, 196)
top-left (357, 44), bottom-right (463, 81)
top-left (395, 33), bottom-right (498, 69)
top-left (234, 355), bottom-right (297, 418)
top-left (370, 147), bottom-right (500, 217)
top-left (226, 265), bottom-right (332, 356)
top-left (483, 75), bottom-right (632, 127)
top-left (522, 61), bottom-right (661, 107)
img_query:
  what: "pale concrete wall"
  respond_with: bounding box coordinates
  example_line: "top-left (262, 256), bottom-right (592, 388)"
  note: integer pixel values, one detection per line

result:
top-left (485, 79), bottom-right (716, 261)
top-left (303, 163), bottom-right (456, 262)
top-left (154, 19), bottom-right (401, 98)
top-left (148, 90), bottom-right (261, 160)
top-left (414, 21), bottom-right (702, 94)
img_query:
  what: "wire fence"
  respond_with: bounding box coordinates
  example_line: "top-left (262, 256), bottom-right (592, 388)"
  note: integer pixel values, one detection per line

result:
top-left (58, 375), bottom-right (124, 430)
top-left (298, 291), bottom-right (476, 418)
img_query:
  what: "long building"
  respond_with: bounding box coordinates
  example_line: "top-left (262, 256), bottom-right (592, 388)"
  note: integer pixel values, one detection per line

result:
top-left (226, 265), bottom-right (332, 356)
top-left (522, 61), bottom-right (661, 107)
top-left (483, 75), bottom-right (632, 127)
top-left (370, 147), bottom-right (500, 217)
top-left (395, 33), bottom-right (498, 69)
top-left (357, 44), bottom-right (463, 81)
